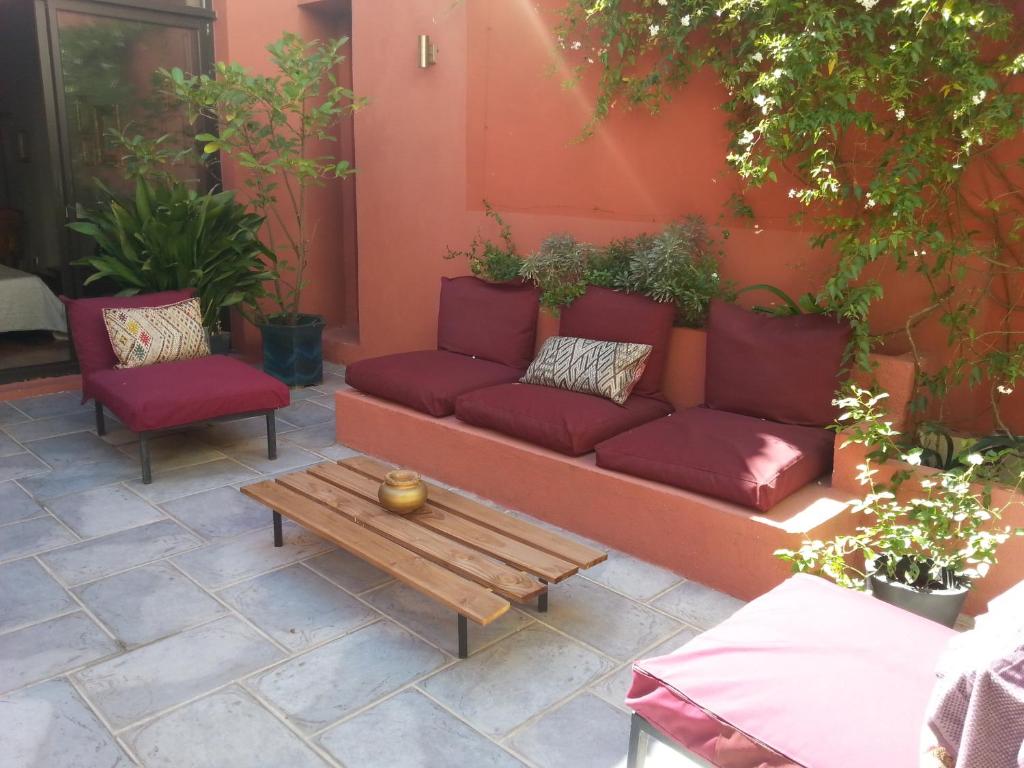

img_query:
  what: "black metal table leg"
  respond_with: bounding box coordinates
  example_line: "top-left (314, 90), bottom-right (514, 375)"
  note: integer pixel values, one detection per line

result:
top-left (538, 580), bottom-right (549, 613)
top-left (94, 401), bottom-right (106, 436)
top-left (272, 510), bottom-right (283, 547)
top-left (266, 411), bottom-right (277, 460)
top-left (457, 614), bottom-right (468, 659)
top-left (139, 433), bottom-right (152, 485)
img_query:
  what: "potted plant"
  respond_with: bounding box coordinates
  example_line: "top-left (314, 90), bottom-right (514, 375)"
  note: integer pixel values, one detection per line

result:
top-left (776, 386), bottom-right (1023, 627)
top-left (70, 177), bottom-right (272, 353)
top-left (160, 33), bottom-right (363, 386)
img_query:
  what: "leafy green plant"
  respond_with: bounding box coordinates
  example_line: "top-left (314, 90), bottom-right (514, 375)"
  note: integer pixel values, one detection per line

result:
top-left (558, 0), bottom-right (1024, 428)
top-left (445, 202), bottom-right (523, 282)
top-left (736, 284), bottom-right (828, 317)
top-left (70, 178), bottom-right (272, 330)
top-left (776, 386), bottom-right (1023, 590)
top-left (519, 233), bottom-right (598, 308)
top-left (158, 33), bottom-right (363, 325)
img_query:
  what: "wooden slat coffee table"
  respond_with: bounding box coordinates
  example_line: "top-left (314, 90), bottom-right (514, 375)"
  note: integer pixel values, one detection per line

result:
top-left (241, 456), bottom-right (607, 657)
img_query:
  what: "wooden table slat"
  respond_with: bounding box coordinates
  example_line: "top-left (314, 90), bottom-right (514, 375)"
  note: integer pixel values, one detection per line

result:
top-left (308, 463), bottom-right (579, 583)
top-left (240, 481), bottom-right (509, 625)
top-left (276, 472), bottom-right (545, 603)
top-left (341, 456), bottom-right (608, 569)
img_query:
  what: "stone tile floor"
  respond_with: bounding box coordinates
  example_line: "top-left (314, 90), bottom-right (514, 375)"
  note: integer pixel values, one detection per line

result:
top-left (0, 366), bottom-right (742, 767)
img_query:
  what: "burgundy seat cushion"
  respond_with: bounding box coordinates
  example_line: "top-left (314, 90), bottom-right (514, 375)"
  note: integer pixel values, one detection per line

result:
top-left (437, 276), bottom-right (540, 369)
top-left (455, 382), bottom-right (673, 456)
top-left (595, 407), bottom-right (834, 511)
top-left (345, 350), bottom-right (524, 417)
top-left (559, 286), bottom-right (675, 400)
top-left (627, 575), bottom-right (954, 768)
top-left (705, 300), bottom-right (852, 427)
top-left (88, 355), bottom-right (290, 433)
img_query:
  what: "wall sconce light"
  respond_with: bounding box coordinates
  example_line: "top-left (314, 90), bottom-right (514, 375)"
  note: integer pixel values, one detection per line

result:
top-left (418, 34), bottom-right (438, 68)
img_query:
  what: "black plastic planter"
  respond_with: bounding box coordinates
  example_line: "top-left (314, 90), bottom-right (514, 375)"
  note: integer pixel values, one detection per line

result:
top-left (260, 314), bottom-right (325, 387)
top-left (868, 571), bottom-right (968, 628)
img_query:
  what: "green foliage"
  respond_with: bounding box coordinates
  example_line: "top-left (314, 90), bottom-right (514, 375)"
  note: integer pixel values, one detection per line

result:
top-left (559, 0), bottom-right (1024, 426)
top-left (445, 202), bottom-right (524, 282)
top-left (157, 33), bottom-right (363, 324)
top-left (69, 178), bottom-right (272, 330)
top-left (776, 386), bottom-right (1024, 590)
top-left (736, 284), bottom-right (828, 316)
top-left (519, 233), bottom-right (599, 308)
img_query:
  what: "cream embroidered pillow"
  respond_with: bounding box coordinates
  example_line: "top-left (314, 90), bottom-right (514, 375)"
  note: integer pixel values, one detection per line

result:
top-left (103, 297), bottom-right (210, 369)
top-left (521, 336), bottom-right (653, 405)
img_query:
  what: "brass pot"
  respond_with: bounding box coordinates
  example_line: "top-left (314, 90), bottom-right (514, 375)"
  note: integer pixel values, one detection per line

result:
top-left (378, 469), bottom-right (427, 515)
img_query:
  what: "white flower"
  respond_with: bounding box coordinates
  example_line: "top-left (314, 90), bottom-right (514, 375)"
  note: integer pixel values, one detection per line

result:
top-left (997, 384), bottom-right (1014, 395)
top-left (680, 14), bottom-right (691, 26)
top-left (752, 51), bottom-right (763, 63)
top-left (865, 194), bottom-right (877, 209)
top-left (966, 453), bottom-right (985, 466)
top-left (895, 107), bottom-right (906, 121)
top-left (658, 0), bottom-right (668, 5)
top-left (570, 41), bottom-right (582, 50)
top-left (858, 0), bottom-right (880, 9)
top-left (788, 189), bottom-right (798, 198)
top-left (972, 90), bottom-right (987, 105)
top-left (903, 452), bottom-right (922, 466)
top-left (649, 23), bottom-right (660, 36)
top-left (738, 129), bottom-right (756, 145)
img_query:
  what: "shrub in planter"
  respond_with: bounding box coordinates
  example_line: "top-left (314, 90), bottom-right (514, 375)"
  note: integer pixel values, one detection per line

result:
top-left (776, 386), bottom-right (1024, 627)
top-left (444, 202), bottom-right (524, 283)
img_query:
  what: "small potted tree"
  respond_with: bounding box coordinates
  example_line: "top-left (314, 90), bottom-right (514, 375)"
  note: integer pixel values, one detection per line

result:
top-left (777, 386), bottom-right (1023, 627)
top-left (161, 33), bottom-right (363, 386)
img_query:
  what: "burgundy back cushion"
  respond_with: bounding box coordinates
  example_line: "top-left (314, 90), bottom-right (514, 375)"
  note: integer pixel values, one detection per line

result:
top-left (437, 277), bottom-right (540, 370)
top-left (559, 287), bottom-right (675, 399)
top-left (62, 289), bottom-right (196, 377)
top-left (705, 300), bottom-right (852, 427)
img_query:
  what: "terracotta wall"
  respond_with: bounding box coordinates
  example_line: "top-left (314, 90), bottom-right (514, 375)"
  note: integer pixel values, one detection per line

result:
top-left (215, 0), bottom-right (1021, 433)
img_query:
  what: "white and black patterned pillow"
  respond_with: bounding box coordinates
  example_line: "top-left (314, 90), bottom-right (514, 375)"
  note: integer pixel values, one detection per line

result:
top-left (102, 298), bottom-right (210, 369)
top-left (521, 336), bottom-right (653, 405)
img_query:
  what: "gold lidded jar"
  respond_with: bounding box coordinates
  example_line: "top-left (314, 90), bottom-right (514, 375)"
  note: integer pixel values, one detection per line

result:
top-left (378, 469), bottom-right (428, 515)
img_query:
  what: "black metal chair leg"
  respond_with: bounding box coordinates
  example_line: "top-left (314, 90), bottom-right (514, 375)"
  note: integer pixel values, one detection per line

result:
top-left (457, 614), bottom-right (469, 659)
top-left (139, 433), bottom-right (152, 485)
top-left (273, 510), bottom-right (283, 547)
top-left (266, 411), bottom-right (277, 460)
top-left (94, 401), bottom-right (106, 436)
top-left (538, 580), bottom-right (549, 613)
top-left (627, 713), bottom-right (649, 768)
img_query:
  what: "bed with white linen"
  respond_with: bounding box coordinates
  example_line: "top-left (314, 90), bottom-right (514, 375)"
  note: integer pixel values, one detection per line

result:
top-left (0, 264), bottom-right (67, 333)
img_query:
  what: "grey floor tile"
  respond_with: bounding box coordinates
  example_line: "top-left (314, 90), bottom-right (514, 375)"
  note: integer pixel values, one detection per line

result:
top-left (276, 401), bottom-right (333, 428)
top-left (74, 562), bottom-right (227, 647)
top-left (310, 373), bottom-right (348, 395)
top-left (220, 564), bottom-right (376, 651)
top-left (125, 458), bottom-right (259, 503)
top-left (320, 689), bottom-right (525, 768)
top-left (161, 485), bottom-right (277, 540)
top-left (126, 685), bottom-right (327, 768)
top-left (589, 626), bottom-right (699, 710)
top-left (0, 517), bottom-right (78, 562)
top-left (41, 519), bottom-right (201, 586)
top-left (0, 401), bottom-right (29, 425)
top-left (221, 437), bottom-right (322, 474)
top-left (420, 624), bottom-right (615, 738)
top-left (46, 485), bottom-right (165, 538)
top-left (652, 580), bottom-right (746, 630)
top-left (195, 416), bottom-right (296, 448)
top-left (303, 549), bottom-right (393, 593)
top-left (0, 431), bottom-right (22, 458)
top-left (583, 550), bottom-right (684, 602)
top-left (0, 613), bottom-right (119, 693)
top-left (249, 620), bottom-right (447, 733)
top-left (25, 431), bottom-right (126, 469)
top-left (507, 693), bottom-right (631, 768)
top-left (280, 422), bottom-right (339, 451)
top-left (286, 386), bottom-right (322, 401)
top-left (0, 452), bottom-right (49, 483)
top-left (0, 678), bottom-right (133, 768)
top-left (316, 443), bottom-right (361, 461)
top-left (76, 617), bottom-right (283, 729)
top-left (19, 456), bottom-right (139, 500)
top-left (524, 578), bottom-right (682, 661)
top-left (0, 480), bottom-right (45, 525)
top-left (4, 412), bottom-right (98, 443)
top-left (363, 580), bottom-right (534, 657)
top-left (308, 396), bottom-right (334, 411)
top-left (0, 558), bottom-right (77, 634)
top-left (9, 392), bottom-right (87, 420)
top-left (172, 522), bottom-right (331, 589)
top-left (118, 433), bottom-right (225, 472)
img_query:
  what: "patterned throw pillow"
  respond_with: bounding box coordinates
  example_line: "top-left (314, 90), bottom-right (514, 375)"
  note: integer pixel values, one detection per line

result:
top-left (521, 336), bottom-right (653, 405)
top-left (102, 297), bottom-right (210, 369)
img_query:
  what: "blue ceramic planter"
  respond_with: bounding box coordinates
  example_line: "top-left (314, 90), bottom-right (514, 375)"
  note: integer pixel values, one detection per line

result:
top-left (260, 314), bottom-right (325, 387)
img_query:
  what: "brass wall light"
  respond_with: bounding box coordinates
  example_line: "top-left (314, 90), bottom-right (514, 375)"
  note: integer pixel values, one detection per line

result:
top-left (418, 34), bottom-right (438, 68)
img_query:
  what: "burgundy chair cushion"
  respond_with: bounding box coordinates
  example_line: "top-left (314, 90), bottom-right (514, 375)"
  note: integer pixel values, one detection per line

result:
top-left (559, 287), bottom-right (675, 400)
top-left (345, 350), bottom-right (524, 417)
top-left (455, 382), bottom-right (673, 456)
top-left (63, 289), bottom-right (197, 383)
top-left (88, 355), bottom-right (290, 433)
top-left (705, 300), bottom-right (852, 427)
top-left (595, 407), bottom-right (834, 511)
top-left (437, 276), bottom-right (540, 369)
